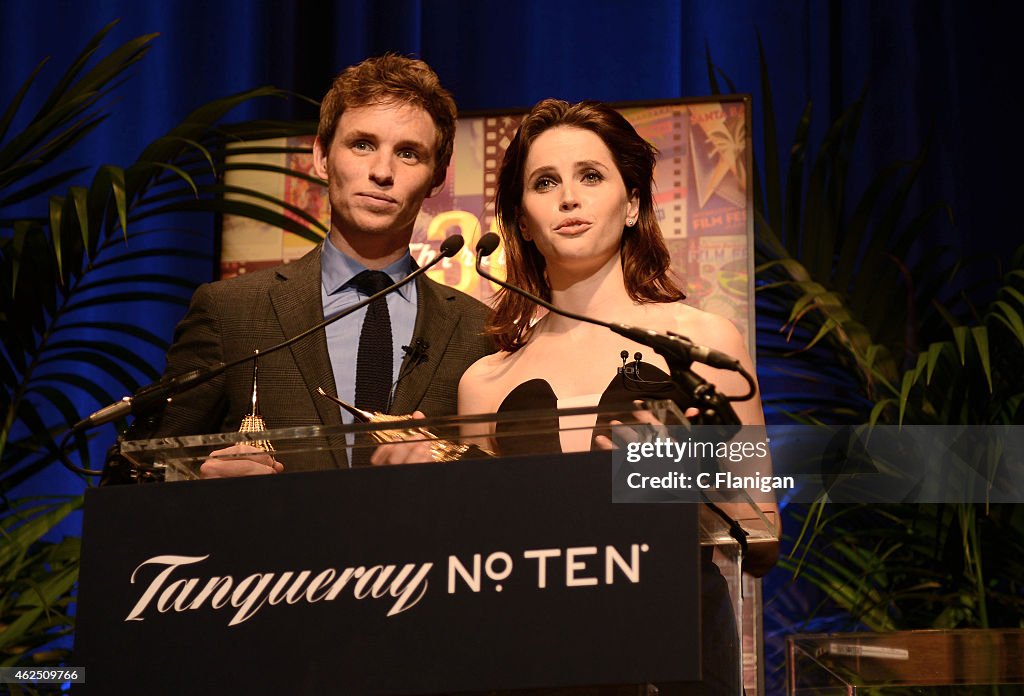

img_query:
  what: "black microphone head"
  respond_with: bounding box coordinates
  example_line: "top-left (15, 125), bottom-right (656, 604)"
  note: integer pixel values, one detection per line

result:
top-left (476, 232), bottom-right (501, 257)
top-left (440, 235), bottom-right (465, 257)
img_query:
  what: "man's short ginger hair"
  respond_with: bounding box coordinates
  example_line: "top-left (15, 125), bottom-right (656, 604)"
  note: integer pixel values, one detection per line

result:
top-left (318, 53), bottom-right (457, 183)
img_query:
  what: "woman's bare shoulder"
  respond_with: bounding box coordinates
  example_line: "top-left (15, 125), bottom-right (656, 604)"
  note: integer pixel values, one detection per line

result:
top-left (463, 350), bottom-right (515, 381)
top-left (648, 302), bottom-right (746, 350)
top-left (458, 350), bottom-right (520, 414)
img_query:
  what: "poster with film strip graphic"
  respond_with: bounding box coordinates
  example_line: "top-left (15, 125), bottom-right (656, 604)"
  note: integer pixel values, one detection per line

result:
top-left (220, 96), bottom-right (753, 347)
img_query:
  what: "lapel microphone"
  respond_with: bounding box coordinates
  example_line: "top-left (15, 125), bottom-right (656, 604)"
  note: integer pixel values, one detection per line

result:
top-left (401, 338), bottom-right (430, 365)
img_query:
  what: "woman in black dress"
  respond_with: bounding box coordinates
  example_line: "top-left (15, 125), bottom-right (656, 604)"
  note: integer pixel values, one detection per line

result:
top-left (458, 99), bottom-right (776, 695)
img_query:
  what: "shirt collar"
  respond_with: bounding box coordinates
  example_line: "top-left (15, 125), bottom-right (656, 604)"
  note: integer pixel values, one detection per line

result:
top-left (321, 236), bottom-right (415, 301)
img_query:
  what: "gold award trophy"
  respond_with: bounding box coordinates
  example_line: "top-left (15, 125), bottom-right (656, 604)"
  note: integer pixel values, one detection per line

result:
top-left (316, 388), bottom-right (492, 462)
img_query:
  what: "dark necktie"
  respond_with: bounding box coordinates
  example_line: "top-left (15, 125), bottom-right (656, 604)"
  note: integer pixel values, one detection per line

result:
top-left (349, 270), bottom-right (394, 414)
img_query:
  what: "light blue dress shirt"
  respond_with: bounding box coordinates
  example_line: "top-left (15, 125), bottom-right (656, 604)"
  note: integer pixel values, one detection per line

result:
top-left (320, 237), bottom-right (418, 425)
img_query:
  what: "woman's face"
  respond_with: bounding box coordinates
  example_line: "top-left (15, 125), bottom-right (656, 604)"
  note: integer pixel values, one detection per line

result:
top-left (518, 126), bottom-right (639, 275)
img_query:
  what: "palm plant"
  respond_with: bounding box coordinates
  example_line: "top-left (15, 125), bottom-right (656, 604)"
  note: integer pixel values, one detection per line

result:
top-left (0, 21), bottom-right (321, 667)
top-left (708, 34), bottom-right (1024, 691)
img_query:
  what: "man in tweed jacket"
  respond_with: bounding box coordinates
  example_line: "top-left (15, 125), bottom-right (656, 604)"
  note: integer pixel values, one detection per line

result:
top-left (153, 55), bottom-right (494, 475)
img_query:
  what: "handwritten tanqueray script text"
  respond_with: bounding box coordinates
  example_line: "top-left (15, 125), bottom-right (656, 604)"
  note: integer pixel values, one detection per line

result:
top-left (125, 545), bottom-right (648, 627)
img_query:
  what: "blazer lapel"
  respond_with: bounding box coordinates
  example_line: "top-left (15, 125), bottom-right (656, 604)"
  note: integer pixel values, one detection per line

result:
top-left (268, 247), bottom-right (347, 451)
top-left (390, 275), bottom-right (461, 414)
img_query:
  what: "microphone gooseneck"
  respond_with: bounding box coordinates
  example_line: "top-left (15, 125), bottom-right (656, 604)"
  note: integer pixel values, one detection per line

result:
top-left (63, 235), bottom-right (467, 476)
top-left (473, 232), bottom-right (751, 425)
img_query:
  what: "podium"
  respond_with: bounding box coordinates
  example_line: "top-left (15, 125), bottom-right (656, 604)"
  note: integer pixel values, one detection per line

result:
top-left (76, 403), bottom-right (777, 694)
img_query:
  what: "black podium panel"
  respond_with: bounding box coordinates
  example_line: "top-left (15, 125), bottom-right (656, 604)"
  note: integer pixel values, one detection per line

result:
top-left (75, 451), bottom-right (699, 694)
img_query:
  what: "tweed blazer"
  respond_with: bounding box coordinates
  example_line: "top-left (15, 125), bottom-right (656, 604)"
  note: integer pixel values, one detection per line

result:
top-left (152, 245), bottom-right (495, 471)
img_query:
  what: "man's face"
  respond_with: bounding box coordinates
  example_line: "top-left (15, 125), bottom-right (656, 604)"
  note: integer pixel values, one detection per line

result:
top-left (313, 101), bottom-right (443, 261)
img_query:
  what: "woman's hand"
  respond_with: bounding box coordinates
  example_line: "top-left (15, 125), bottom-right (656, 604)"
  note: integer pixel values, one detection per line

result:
top-left (593, 401), bottom-right (697, 449)
top-left (199, 443), bottom-right (283, 478)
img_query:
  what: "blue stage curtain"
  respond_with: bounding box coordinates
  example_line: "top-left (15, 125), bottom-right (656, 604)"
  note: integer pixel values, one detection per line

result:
top-left (4, 0), bottom-right (1012, 268)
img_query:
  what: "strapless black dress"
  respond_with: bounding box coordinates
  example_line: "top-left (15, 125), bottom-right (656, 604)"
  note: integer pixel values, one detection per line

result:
top-left (494, 362), bottom-right (694, 457)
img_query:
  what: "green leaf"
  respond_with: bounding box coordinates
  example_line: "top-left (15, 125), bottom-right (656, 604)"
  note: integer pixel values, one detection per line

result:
top-left (134, 161), bottom-right (199, 197)
top-left (47, 196), bottom-right (64, 282)
top-left (0, 563), bottom-right (79, 656)
top-left (157, 136), bottom-right (216, 175)
top-left (898, 369), bottom-right (917, 426)
top-left (35, 20), bottom-right (120, 114)
top-left (132, 87), bottom-right (286, 170)
top-left (953, 326), bottom-right (969, 364)
top-left (91, 164), bottom-right (127, 242)
top-left (868, 398), bottom-right (895, 428)
top-left (0, 57), bottom-right (49, 144)
top-left (9, 221), bottom-right (35, 299)
top-left (704, 41), bottom-right (721, 94)
top-left (924, 341), bottom-right (946, 384)
top-left (43, 28), bottom-right (154, 116)
top-left (797, 316), bottom-right (839, 353)
top-left (0, 497), bottom-right (82, 569)
top-left (1, 106), bottom-right (106, 178)
top-left (970, 326), bottom-right (993, 393)
top-left (70, 186), bottom-right (90, 261)
top-left (1002, 285), bottom-right (1024, 308)
top-left (54, 190), bottom-right (85, 289)
top-left (863, 343), bottom-right (883, 373)
top-left (990, 300), bottom-right (1024, 347)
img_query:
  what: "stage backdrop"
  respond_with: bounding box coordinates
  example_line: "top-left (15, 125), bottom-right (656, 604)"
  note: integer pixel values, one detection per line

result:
top-left (220, 96), bottom-right (755, 350)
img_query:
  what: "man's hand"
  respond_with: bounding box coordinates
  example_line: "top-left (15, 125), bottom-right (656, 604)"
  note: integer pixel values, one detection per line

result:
top-left (199, 443), bottom-right (284, 478)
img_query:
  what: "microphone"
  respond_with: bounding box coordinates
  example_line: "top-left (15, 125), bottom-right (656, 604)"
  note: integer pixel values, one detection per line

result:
top-left (401, 338), bottom-right (430, 365)
top-left (473, 233), bottom-right (752, 424)
top-left (475, 233), bottom-right (745, 374)
top-left (71, 235), bottom-right (465, 435)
